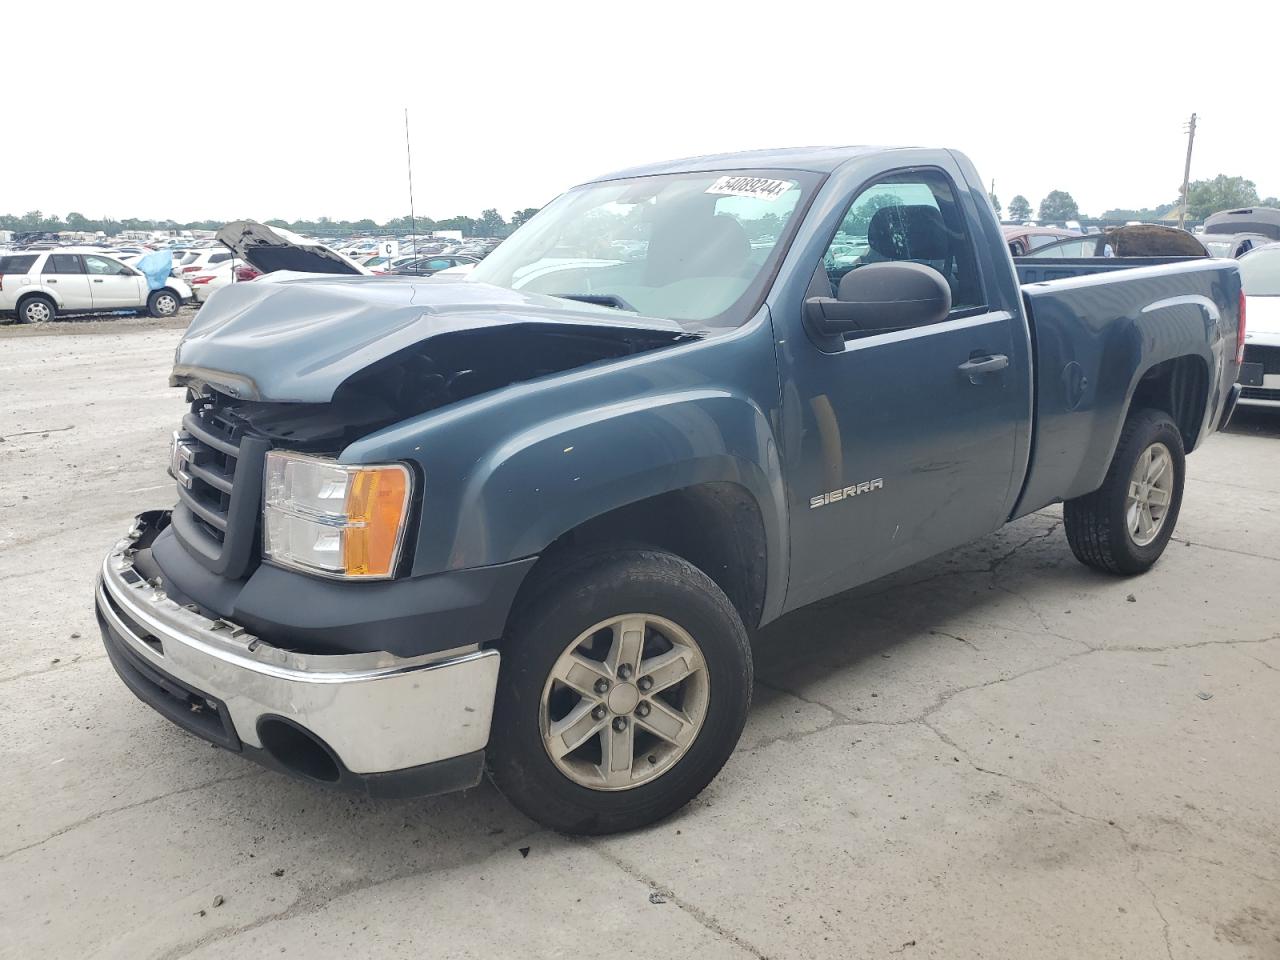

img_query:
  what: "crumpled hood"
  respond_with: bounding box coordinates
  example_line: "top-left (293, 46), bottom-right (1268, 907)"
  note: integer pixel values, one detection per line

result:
top-left (215, 220), bottom-right (371, 276)
top-left (171, 275), bottom-right (692, 402)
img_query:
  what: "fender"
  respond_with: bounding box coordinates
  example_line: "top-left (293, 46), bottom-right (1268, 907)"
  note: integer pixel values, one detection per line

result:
top-left (1013, 260), bottom-right (1236, 516)
top-left (344, 308), bottom-right (790, 623)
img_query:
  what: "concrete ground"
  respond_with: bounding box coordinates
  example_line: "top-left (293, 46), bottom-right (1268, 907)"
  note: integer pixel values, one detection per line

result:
top-left (2, 318), bottom-right (1278, 960)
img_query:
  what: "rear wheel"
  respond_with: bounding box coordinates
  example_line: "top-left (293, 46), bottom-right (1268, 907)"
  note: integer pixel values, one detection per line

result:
top-left (17, 295), bottom-right (55, 324)
top-left (147, 289), bottom-right (180, 318)
top-left (488, 547), bottom-right (752, 835)
top-left (1064, 408), bottom-right (1185, 575)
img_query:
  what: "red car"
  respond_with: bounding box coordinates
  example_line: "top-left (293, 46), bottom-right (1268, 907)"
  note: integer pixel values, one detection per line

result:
top-left (1002, 225), bottom-right (1078, 257)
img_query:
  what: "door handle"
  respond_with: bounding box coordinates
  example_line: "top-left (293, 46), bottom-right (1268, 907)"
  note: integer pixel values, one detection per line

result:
top-left (47, 279), bottom-right (57, 283)
top-left (92, 278), bottom-right (104, 283)
top-left (958, 354), bottom-right (1009, 383)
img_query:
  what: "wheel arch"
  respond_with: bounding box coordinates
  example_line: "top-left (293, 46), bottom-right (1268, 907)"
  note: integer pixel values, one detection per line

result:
top-left (1128, 354), bottom-right (1210, 453)
top-left (16, 289), bottom-right (60, 312)
top-left (506, 480), bottom-right (772, 640)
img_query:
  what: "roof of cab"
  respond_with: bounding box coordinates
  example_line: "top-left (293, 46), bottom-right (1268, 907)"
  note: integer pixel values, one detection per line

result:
top-left (585, 145), bottom-right (913, 184)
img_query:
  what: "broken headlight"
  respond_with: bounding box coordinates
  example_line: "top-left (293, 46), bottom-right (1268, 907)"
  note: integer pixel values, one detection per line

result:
top-left (263, 451), bottom-right (412, 579)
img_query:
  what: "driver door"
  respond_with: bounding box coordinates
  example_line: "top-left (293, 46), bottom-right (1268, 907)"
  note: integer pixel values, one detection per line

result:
top-left (780, 165), bottom-right (1029, 609)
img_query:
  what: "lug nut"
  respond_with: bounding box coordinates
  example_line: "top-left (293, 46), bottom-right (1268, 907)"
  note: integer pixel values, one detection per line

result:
top-left (618, 664), bottom-right (634, 680)
top-left (637, 676), bottom-right (653, 691)
top-left (594, 678), bottom-right (610, 694)
top-left (636, 701), bottom-right (651, 718)
top-left (592, 704), bottom-right (607, 721)
top-left (612, 716), bottom-right (628, 731)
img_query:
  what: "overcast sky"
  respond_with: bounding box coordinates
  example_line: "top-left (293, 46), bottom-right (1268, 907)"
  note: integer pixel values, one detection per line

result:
top-left (7, 1), bottom-right (1277, 224)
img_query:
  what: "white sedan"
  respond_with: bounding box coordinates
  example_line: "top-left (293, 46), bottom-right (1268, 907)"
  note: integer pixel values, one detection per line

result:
top-left (1238, 243), bottom-right (1280, 407)
top-left (188, 259), bottom-right (247, 303)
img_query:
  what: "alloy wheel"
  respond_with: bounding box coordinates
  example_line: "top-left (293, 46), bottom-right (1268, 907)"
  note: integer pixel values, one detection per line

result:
top-left (1126, 441), bottom-right (1174, 546)
top-left (539, 613), bottom-right (709, 791)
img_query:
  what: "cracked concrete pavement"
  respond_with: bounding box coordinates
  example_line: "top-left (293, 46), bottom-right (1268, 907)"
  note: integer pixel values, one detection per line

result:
top-left (2, 320), bottom-right (1278, 959)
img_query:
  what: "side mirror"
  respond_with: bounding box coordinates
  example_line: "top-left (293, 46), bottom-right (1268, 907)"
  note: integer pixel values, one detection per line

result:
top-left (804, 261), bottom-right (951, 340)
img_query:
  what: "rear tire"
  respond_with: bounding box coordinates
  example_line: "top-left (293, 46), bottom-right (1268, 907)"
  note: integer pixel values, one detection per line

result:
top-left (488, 547), bottom-right (752, 835)
top-left (17, 295), bottom-right (55, 324)
top-left (1064, 408), bottom-right (1185, 575)
top-left (148, 289), bottom-right (180, 318)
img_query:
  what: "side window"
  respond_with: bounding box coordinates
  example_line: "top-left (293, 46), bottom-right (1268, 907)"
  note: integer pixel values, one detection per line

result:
top-left (83, 255), bottom-right (130, 276)
top-left (1027, 233), bottom-right (1059, 250)
top-left (427, 258), bottom-right (451, 270)
top-left (823, 168), bottom-right (984, 314)
top-left (43, 254), bottom-right (84, 274)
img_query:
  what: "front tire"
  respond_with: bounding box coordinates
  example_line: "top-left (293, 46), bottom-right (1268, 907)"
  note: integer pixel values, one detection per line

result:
top-left (147, 289), bottom-right (180, 318)
top-left (489, 547), bottom-right (752, 835)
top-left (17, 295), bottom-right (56, 324)
top-left (1064, 408), bottom-right (1185, 575)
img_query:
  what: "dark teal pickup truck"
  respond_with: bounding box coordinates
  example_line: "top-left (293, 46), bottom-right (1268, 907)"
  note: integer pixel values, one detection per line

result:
top-left (96, 146), bottom-right (1243, 834)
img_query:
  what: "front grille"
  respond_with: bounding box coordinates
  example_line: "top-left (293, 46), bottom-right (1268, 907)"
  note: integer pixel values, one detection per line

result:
top-left (171, 395), bottom-right (270, 579)
top-left (179, 404), bottom-right (240, 543)
top-left (1244, 344), bottom-right (1280, 376)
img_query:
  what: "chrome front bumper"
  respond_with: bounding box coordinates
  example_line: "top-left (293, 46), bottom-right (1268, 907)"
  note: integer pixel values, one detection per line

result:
top-left (96, 517), bottom-right (500, 783)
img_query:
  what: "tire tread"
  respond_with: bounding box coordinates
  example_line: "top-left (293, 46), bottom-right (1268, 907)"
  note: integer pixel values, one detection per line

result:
top-left (1064, 408), bottom-right (1184, 576)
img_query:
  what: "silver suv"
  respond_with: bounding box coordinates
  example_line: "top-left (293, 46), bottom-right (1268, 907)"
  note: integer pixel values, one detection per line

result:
top-left (0, 249), bottom-right (192, 323)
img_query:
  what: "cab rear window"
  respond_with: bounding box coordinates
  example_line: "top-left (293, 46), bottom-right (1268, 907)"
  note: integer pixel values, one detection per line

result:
top-left (0, 255), bottom-right (38, 274)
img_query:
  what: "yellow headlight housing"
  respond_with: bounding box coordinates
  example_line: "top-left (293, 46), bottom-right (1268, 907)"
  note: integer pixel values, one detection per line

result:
top-left (263, 451), bottom-right (413, 579)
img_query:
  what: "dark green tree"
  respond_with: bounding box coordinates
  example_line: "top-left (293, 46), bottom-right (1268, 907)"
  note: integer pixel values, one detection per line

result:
top-left (1185, 175), bottom-right (1259, 220)
top-left (1008, 195), bottom-right (1032, 221)
top-left (1037, 190), bottom-right (1079, 222)
top-left (988, 192), bottom-right (1002, 218)
top-left (511, 207), bottom-right (541, 229)
top-left (476, 208), bottom-right (506, 237)
top-left (435, 215), bottom-right (478, 236)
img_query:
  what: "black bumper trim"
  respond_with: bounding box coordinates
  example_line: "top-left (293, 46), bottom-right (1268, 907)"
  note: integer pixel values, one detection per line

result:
top-left (148, 519), bottom-right (536, 659)
top-left (97, 590), bottom-right (241, 751)
top-left (1219, 382), bottom-right (1243, 429)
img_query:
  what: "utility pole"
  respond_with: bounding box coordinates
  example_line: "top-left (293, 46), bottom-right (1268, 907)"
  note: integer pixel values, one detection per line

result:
top-left (1179, 113), bottom-right (1197, 231)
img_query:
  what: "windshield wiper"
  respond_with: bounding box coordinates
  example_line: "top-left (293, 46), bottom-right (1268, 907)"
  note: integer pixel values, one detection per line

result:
top-left (552, 292), bottom-right (639, 313)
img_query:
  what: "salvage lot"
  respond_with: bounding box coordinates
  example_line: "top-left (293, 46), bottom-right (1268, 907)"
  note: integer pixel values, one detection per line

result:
top-left (1, 319), bottom-right (1278, 959)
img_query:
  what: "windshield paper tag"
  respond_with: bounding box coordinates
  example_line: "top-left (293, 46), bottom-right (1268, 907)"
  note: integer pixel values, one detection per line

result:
top-left (705, 176), bottom-right (795, 202)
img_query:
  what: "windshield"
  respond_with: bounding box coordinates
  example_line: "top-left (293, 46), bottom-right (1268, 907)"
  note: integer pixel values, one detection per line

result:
top-left (1202, 240), bottom-right (1234, 257)
top-left (1240, 246), bottom-right (1280, 296)
top-left (468, 169), bottom-right (819, 326)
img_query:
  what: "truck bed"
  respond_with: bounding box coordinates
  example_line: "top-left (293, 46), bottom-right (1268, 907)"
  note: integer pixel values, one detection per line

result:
top-left (1012, 257), bottom-right (1241, 518)
top-left (1013, 256), bottom-right (1202, 285)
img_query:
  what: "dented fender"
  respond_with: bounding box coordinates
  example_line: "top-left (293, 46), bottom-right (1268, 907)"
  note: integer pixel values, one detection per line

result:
top-left (342, 307), bottom-right (791, 624)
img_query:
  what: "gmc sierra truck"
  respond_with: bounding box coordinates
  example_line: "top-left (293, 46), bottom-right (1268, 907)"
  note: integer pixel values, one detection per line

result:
top-left (95, 147), bottom-right (1244, 835)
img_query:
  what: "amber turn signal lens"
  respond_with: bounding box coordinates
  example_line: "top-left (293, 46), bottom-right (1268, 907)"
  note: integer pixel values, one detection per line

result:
top-left (343, 466), bottom-right (411, 577)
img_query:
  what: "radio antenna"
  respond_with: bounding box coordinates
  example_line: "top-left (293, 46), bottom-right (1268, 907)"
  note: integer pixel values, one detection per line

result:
top-left (404, 107), bottom-right (418, 259)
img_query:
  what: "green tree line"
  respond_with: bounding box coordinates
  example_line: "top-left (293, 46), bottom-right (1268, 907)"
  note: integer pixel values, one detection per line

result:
top-left (7, 172), bottom-right (1280, 237)
top-left (0, 207), bottom-right (543, 239)
top-left (998, 175), bottom-right (1279, 224)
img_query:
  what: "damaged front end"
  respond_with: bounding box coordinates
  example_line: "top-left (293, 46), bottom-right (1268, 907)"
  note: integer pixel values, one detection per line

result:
top-left (171, 272), bottom-right (697, 414)
top-left (163, 273), bottom-right (698, 602)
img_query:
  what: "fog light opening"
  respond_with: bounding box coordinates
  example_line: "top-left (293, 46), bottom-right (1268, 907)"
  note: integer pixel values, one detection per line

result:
top-left (257, 717), bottom-right (341, 783)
